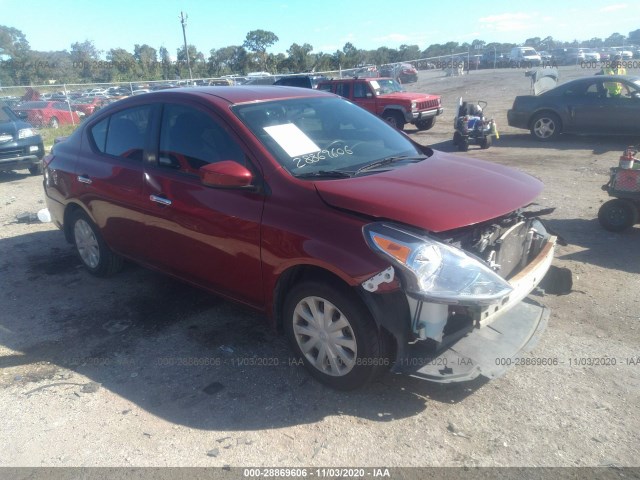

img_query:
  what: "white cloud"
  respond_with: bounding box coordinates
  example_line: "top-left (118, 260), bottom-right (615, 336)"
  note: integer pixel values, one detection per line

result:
top-left (318, 44), bottom-right (339, 52)
top-left (374, 33), bottom-right (410, 43)
top-left (599, 3), bottom-right (627, 12)
top-left (478, 12), bottom-right (534, 32)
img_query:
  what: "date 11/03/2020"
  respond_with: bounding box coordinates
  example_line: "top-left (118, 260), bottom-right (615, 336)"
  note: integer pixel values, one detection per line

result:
top-left (495, 356), bottom-right (640, 367)
top-left (244, 468), bottom-right (391, 477)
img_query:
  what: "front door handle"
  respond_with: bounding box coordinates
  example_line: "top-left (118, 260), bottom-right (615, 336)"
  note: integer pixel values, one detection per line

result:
top-left (150, 194), bottom-right (172, 206)
top-left (77, 175), bottom-right (92, 185)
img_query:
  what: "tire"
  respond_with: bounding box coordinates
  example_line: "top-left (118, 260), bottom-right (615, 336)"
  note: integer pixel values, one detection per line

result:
top-left (382, 111), bottom-right (405, 131)
top-left (480, 136), bottom-right (492, 149)
top-left (283, 281), bottom-right (387, 390)
top-left (71, 210), bottom-right (124, 276)
top-left (49, 116), bottom-right (59, 129)
top-left (598, 199), bottom-right (638, 232)
top-left (458, 138), bottom-right (469, 152)
top-left (530, 112), bottom-right (561, 141)
top-left (28, 162), bottom-right (43, 175)
top-left (452, 131), bottom-right (462, 146)
top-left (415, 117), bottom-right (436, 131)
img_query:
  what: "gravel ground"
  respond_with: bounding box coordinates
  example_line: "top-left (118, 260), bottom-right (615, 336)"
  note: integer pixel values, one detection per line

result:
top-left (0, 65), bottom-right (639, 469)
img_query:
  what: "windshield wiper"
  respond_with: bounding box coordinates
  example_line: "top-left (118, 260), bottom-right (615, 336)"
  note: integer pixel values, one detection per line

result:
top-left (294, 170), bottom-right (353, 179)
top-left (354, 155), bottom-right (426, 176)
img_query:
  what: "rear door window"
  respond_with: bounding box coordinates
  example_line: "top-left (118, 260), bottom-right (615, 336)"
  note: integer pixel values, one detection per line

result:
top-left (335, 83), bottom-right (351, 98)
top-left (89, 105), bottom-right (152, 160)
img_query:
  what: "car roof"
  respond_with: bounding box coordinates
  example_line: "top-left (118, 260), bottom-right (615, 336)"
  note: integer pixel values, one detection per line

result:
top-left (95, 86), bottom-right (333, 110)
top-left (568, 75), bottom-right (639, 83)
top-left (546, 75), bottom-right (640, 93)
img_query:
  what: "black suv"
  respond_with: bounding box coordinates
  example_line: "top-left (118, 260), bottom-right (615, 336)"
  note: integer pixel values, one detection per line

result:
top-left (0, 102), bottom-right (45, 175)
top-left (273, 75), bottom-right (327, 89)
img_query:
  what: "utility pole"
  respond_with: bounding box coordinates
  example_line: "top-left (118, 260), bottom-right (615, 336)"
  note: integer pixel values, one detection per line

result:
top-left (180, 11), bottom-right (193, 83)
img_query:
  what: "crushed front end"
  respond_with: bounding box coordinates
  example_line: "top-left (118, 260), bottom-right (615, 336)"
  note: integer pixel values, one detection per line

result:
top-left (362, 209), bottom-right (557, 383)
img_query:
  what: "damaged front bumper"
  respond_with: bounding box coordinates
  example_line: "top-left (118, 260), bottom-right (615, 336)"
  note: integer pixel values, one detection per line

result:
top-left (396, 234), bottom-right (556, 383)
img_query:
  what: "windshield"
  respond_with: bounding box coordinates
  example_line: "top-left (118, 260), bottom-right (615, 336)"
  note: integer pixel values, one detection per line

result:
top-left (233, 96), bottom-right (422, 177)
top-left (1, 105), bottom-right (18, 122)
top-left (369, 79), bottom-right (404, 95)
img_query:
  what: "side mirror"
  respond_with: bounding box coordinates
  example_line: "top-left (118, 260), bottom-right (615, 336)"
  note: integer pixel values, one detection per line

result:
top-left (199, 161), bottom-right (254, 188)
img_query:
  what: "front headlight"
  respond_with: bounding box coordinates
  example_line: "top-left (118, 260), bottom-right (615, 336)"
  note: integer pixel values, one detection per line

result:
top-left (18, 128), bottom-right (35, 139)
top-left (411, 101), bottom-right (417, 111)
top-left (363, 223), bottom-right (512, 305)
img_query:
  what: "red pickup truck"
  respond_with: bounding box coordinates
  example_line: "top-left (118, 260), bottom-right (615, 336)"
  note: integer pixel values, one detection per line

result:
top-left (317, 77), bottom-right (443, 131)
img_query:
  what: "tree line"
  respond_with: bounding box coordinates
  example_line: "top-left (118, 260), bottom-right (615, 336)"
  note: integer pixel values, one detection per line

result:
top-left (1, 25), bottom-right (639, 87)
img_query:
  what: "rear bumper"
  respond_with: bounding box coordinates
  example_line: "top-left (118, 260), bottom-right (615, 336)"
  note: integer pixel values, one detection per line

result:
top-left (507, 109), bottom-right (529, 129)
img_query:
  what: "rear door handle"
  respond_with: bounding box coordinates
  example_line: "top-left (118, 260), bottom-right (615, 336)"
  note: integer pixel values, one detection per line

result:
top-left (77, 175), bottom-right (92, 184)
top-left (150, 194), bottom-right (172, 206)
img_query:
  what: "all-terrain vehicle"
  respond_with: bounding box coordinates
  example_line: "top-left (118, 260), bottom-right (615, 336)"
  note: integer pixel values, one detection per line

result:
top-left (452, 98), bottom-right (498, 151)
top-left (598, 146), bottom-right (640, 232)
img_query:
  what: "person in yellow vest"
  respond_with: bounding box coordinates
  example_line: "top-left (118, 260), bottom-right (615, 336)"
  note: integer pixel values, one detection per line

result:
top-left (602, 55), bottom-right (627, 96)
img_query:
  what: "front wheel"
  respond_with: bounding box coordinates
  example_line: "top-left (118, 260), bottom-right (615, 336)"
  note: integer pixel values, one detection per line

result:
top-left (284, 281), bottom-right (388, 390)
top-left (28, 162), bottom-right (43, 175)
top-left (415, 117), bottom-right (435, 131)
top-left (382, 111), bottom-right (405, 131)
top-left (598, 199), bottom-right (638, 232)
top-left (71, 210), bottom-right (124, 276)
top-left (480, 136), bottom-right (492, 149)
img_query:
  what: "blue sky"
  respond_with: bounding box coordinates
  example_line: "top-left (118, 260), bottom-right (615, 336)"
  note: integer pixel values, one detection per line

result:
top-left (2, 0), bottom-right (637, 58)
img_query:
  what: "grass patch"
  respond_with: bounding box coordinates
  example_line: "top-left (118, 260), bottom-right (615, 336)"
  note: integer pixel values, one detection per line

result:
top-left (38, 124), bottom-right (79, 152)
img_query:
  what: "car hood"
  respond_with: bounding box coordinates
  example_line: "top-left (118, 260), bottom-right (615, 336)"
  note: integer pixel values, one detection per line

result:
top-left (0, 120), bottom-right (35, 141)
top-left (313, 151), bottom-right (543, 233)
top-left (379, 92), bottom-right (439, 101)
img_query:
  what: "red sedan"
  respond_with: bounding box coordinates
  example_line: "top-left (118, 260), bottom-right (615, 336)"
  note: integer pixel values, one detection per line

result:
top-left (13, 101), bottom-right (81, 128)
top-left (43, 87), bottom-right (557, 389)
top-left (71, 96), bottom-right (111, 117)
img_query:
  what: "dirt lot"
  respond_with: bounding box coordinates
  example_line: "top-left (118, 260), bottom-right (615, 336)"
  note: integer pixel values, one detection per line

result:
top-left (1, 65), bottom-right (639, 469)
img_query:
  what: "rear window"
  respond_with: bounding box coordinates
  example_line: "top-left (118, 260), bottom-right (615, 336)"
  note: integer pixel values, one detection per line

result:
top-left (276, 77), bottom-right (309, 88)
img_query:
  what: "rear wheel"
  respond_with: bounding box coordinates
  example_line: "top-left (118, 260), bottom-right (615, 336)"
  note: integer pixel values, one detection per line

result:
top-left (530, 112), bottom-right (561, 141)
top-left (49, 116), bottom-right (59, 129)
top-left (382, 111), bottom-right (405, 131)
top-left (71, 210), bottom-right (124, 276)
top-left (415, 117), bottom-right (436, 131)
top-left (457, 136), bottom-right (469, 151)
top-left (598, 199), bottom-right (638, 232)
top-left (284, 281), bottom-right (388, 390)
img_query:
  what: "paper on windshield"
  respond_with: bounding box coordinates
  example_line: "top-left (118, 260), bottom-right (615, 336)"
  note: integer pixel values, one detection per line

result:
top-left (263, 123), bottom-right (320, 157)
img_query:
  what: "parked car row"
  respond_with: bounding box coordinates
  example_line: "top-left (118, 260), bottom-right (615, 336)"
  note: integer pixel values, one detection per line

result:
top-left (12, 101), bottom-right (82, 128)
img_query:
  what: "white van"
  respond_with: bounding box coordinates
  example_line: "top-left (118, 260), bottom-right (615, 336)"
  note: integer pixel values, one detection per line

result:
top-left (509, 47), bottom-right (542, 67)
